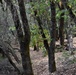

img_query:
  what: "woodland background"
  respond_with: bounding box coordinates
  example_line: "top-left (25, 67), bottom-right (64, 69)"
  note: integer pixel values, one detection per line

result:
top-left (0, 0), bottom-right (76, 75)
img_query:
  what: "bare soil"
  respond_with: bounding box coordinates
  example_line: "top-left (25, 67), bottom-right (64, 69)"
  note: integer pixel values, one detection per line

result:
top-left (0, 38), bottom-right (76, 75)
top-left (0, 49), bottom-right (76, 75)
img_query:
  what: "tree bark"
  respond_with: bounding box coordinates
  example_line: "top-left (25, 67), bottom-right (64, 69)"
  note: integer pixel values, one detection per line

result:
top-left (4, 0), bottom-right (34, 75)
top-left (35, 11), bottom-right (49, 52)
top-left (59, 1), bottom-right (64, 46)
top-left (33, 44), bottom-right (39, 51)
top-left (18, 0), bottom-right (33, 75)
top-left (49, 0), bottom-right (56, 73)
top-left (30, 0), bottom-right (56, 72)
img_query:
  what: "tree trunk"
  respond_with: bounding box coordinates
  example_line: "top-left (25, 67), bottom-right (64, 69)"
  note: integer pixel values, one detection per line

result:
top-left (33, 44), bottom-right (39, 51)
top-left (35, 12), bottom-right (49, 52)
top-left (49, 1), bottom-right (56, 73)
top-left (67, 19), bottom-right (74, 54)
top-left (56, 27), bottom-right (59, 41)
top-left (59, 1), bottom-right (64, 46)
top-left (34, 45), bottom-right (37, 51)
top-left (5, 0), bottom-right (34, 75)
top-left (18, 0), bottom-right (33, 75)
top-left (30, 0), bottom-right (56, 73)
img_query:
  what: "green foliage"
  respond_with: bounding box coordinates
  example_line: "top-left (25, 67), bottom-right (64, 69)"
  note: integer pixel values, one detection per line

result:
top-left (30, 24), bottom-right (41, 46)
top-left (67, 0), bottom-right (76, 15)
top-left (56, 10), bottom-right (64, 19)
top-left (30, 0), bottom-right (50, 16)
top-left (42, 47), bottom-right (47, 57)
top-left (29, 0), bottom-right (76, 52)
top-left (72, 26), bottom-right (76, 35)
top-left (62, 51), bottom-right (71, 59)
top-left (56, 8), bottom-right (69, 20)
top-left (30, 24), bottom-right (50, 50)
top-left (68, 0), bottom-right (76, 8)
top-left (29, 0), bottom-right (50, 49)
top-left (9, 26), bottom-right (16, 31)
top-left (55, 0), bottom-right (61, 3)
top-left (62, 51), bottom-right (76, 65)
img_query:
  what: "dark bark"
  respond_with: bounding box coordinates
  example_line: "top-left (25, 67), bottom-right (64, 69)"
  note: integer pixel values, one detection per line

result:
top-left (49, 1), bottom-right (56, 73)
top-left (33, 44), bottom-right (39, 51)
top-left (33, 45), bottom-right (37, 51)
top-left (30, 0), bottom-right (56, 72)
top-left (34, 10), bottom-right (50, 52)
top-left (0, 0), bottom-right (2, 4)
top-left (56, 27), bottom-right (59, 41)
top-left (5, 0), bottom-right (34, 75)
top-left (18, 0), bottom-right (33, 75)
top-left (0, 48), bottom-right (5, 57)
top-left (59, 1), bottom-right (64, 46)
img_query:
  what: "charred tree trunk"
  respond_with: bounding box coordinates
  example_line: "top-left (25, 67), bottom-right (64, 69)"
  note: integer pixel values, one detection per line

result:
top-left (49, 1), bottom-right (56, 73)
top-left (59, 1), bottom-right (64, 46)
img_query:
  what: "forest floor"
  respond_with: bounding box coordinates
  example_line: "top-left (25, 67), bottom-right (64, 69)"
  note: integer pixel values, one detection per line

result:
top-left (0, 38), bottom-right (76, 75)
top-left (31, 49), bottom-right (76, 75)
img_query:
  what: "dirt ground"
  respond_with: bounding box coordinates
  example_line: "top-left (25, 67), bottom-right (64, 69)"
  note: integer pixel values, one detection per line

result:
top-left (0, 38), bottom-right (76, 75)
top-left (0, 49), bottom-right (76, 75)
